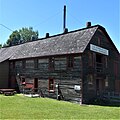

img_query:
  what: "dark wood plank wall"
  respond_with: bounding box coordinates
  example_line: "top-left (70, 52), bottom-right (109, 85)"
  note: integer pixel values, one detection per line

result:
top-left (10, 55), bottom-right (82, 103)
top-left (9, 29), bottom-right (120, 103)
top-left (82, 29), bottom-right (120, 103)
top-left (0, 60), bottom-right (9, 88)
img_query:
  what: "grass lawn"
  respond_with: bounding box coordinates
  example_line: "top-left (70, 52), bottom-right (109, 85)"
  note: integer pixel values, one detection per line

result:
top-left (0, 94), bottom-right (120, 119)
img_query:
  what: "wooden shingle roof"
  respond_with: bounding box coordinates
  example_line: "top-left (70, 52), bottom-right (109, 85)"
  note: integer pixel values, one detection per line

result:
top-left (0, 25), bottom-right (98, 62)
top-left (0, 46), bottom-right (19, 62)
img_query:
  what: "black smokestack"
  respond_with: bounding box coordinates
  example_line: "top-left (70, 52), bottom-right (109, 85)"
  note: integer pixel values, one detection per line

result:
top-left (63, 5), bottom-right (66, 31)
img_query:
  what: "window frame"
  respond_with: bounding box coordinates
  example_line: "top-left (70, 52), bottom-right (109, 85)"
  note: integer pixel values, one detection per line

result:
top-left (21, 77), bottom-right (26, 86)
top-left (105, 56), bottom-right (108, 68)
top-left (105, 76), bottom-right (108, 87)
top-left (48, 78), bottom-right (54, 92)
top-left (22, 60), bottom-right (26, 69)
top-left (98, 37), bottom-right (101, 45)
top-left (34, 59), bottom-right (38, 69)
top-left (114, 61), bottom-right (118, 78)
top-left (67, 56), bottom-right (74, 69)
top-left (88, 75), bottom-right (93, 85)
top-left (88, 52), bottom-right (94, 67)
top-left (25, 59), bottom-right (34, 69)
top-left (49, 57), bottom-right (55, 70)
top-left (10, 61), bottom-right (15, 69)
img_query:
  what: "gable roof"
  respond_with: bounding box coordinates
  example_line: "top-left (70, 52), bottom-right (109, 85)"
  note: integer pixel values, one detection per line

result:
top-left (0, 25), bottom-right (107, 62)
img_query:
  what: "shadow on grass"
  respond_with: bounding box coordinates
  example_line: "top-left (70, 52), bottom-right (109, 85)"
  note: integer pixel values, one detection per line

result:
top-left (88, 97), bottom-right (120, 107)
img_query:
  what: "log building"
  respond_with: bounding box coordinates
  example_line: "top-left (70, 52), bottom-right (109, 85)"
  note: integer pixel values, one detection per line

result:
top-left (0, 23), bottom-right (120, 103)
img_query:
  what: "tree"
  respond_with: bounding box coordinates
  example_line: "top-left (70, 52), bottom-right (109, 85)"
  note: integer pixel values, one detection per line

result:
top-left (6, 27), bottom-right (39, 46)
top-left (0, 44), bottom-right (1, 48)
top-left (7, 30), bottom-right (20, 46)
top-left (19, 27), bottom-right (39, 42)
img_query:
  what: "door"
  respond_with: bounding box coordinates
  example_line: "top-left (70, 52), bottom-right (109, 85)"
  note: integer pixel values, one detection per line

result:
top-left (96, 79), bottom-right (99, 95)
top-left (96, 78), bottom-right (104, 95)
top-left (34, 78), bottom-right (38, 92)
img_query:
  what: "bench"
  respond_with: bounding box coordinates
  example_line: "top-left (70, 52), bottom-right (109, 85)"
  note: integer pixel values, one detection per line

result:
top-left (0, 89), bottom-right (16, 96)
top-left (4, 92), bottom-right (15, 96)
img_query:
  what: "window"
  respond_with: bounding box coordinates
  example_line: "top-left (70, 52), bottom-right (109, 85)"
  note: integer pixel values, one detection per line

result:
top-left (114, 61), bottom-right (118, 78)
top-left (87, 74), bottom-right (94, 89)
top-left (54, 57), bottom-right (67, 70)
top-left (115, 80), bottom-right (120, 92)
top-left (96, 54), bottom-right (102, 63)
top-left (49, 57), bottom-right (54, 70)
top-left (10, 61), bottom-right (15, 69)
top-left (105, 56), bottom-right (108, 68)
top-left (105, 77), bottom-right (108, 87)
top-left (48, 78), bottom-right (54, 92)
top-left (98, 37), bottom-right (101, 45)
top-left (34, 59), bottom-right (38, 69)
top-left (89, 52), bottom-right (94, 67)
top-left (88, 75), bottom-right (93, 85)
top-left (38, 59), bottom-right (49, 70)
top-left (96, 54), bottom-right (103, 72)
top-left (26, 60), bottom-right (34, 68)
top-left (22, 60), bottom-right (26, 69)
top-left (67, 56), bottom-right (74, 68)
top-left (22, 78), bottom-right (25, 83)
top-left (21, 77), bottom-right (26, 86)
top-left (15, 61), bottom-right (22, 69)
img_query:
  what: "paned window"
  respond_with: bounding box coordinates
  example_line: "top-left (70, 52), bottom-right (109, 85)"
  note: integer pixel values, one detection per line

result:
top-left (48, 78), bottom-right (54, 92)
top-left (34, 59), bottom-right (38, 68)
top-left (67, 56), bottom-right (74, 68)
top-left (49, 57), bottom-right (55, 70)
top-left (10, 61), bottom-right (15, 69)
top-left (114, 61), bottom-right (118, 78)
top-left (98, 37), bottom-right (101, 45)
top-left (22, 60), bottom-right (26, 69)
top-left (105, 77), bottom-right (108, 87)
top-left (15, 61), bottom-right (22, 68)
top-left (26, 60), bottom-right (34, 68)
top-left (88, 75), bottom-right (93, 85)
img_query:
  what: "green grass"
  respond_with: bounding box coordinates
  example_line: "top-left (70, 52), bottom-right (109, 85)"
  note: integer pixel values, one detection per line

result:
top-left (0, 94), bottom-right (120, 119)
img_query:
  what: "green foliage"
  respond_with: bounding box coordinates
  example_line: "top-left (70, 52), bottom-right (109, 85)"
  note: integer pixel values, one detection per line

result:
top-left (7, 30), bottom-right (20, 46)
top-left (6, 27), bottom-right (39, 46)
top-left (19, 27), bottom-right (39, 42)
top-left (0, 95), bottom-right (119, 119)
top-left (3, 43), bottom-right (8, 47)
top-left (0, 44), bottom-right (2, 48)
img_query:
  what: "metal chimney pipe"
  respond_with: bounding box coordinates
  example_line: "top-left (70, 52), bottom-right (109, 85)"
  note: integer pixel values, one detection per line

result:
top-left (46, 33), bottom-right (49, 38)
top-left (63, 5), bottom-right (66, 31)
top-left (86, 22), bottom-right (91, 27)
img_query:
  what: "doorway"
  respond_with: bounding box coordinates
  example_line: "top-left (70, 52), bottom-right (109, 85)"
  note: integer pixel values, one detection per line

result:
top-left (34, 78), bottom-right (38, 92)
top-left (96, 79), bottom-right (100, 96)
top-left (96, 78), bottom-right (104, 95)
top-left (96, 79), bottom-right (99, 93)
top-left (96, 54), bottom-right (102, 63)
top-left (96, 54), bottom-right (103, 72)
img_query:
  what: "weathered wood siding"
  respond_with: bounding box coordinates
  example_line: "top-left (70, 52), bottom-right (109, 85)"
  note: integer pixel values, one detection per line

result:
top-left (10, 55), bottom-right (82, 103)
top-left (0, 60), bottom-right (9, 88)
top-left (82, 28), bottom-right (120, 103)
top-left (9, 28), bottom-right (120, 104)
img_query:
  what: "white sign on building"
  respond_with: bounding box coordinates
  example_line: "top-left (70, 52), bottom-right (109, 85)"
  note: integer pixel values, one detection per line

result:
top-left (74, 85), bottom-right (81, 91)
top-left (90, 44), bottom-right (109, 55)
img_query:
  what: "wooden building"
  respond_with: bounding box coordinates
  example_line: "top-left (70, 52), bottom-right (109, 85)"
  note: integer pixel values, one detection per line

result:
top-left (0, 23), bottom-right (120, 103)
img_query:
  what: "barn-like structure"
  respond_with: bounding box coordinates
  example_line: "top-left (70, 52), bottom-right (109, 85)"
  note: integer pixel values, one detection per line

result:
top-left (0, 23), bottom-right (120, 104)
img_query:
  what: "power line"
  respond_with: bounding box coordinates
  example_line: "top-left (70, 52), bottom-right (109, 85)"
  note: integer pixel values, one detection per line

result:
top-left (34, 10), bottom-right (61, 28)
top-left (67, 10), bottom-right (81, 24)
top-left (0, 24), bottom-right (13, 32)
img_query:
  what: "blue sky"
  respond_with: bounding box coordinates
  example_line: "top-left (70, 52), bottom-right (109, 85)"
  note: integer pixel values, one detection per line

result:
top-left (0, 0), bottom-right (120, 52)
